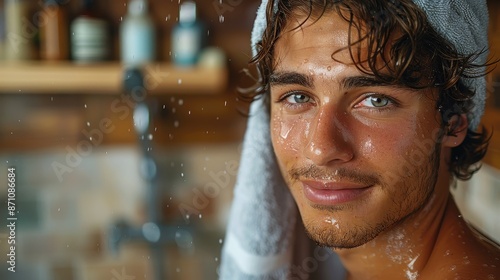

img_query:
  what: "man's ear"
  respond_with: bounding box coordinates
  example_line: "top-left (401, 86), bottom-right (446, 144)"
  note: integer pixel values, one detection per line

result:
top-left (442, 114), bottom-right (468, 148)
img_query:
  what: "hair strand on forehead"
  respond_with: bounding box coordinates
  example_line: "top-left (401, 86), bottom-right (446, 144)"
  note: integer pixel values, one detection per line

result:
top-left (241, 0), bottom-right (495, 181)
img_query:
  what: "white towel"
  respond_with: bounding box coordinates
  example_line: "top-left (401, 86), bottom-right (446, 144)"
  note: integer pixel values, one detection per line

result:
top-left (220, 0), bottom-right (489, 279)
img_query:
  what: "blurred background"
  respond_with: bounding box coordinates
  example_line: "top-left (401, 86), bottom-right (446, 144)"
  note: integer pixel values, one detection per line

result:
top-left (0, 1), bottom-right (497, 280)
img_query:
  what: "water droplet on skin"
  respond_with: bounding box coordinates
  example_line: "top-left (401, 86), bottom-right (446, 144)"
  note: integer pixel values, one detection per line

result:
top-left (327, 66), bottom-right (332, 71)
top-left (176, 268), bottom-right (181, 273)
top-left (180, 172), bottom-right (184, 177)
top-left (280, 124), bottom-right (293, 140)
top-left (215, 257), bottom-right (218, 262)
top-left (219, 15), bottom-right (224, 23)
top-left (199, 214), bottom-right (202, 219)
top-left (219, 239), bottom-right (223, 244)
top-left (87, 122), bottom-right (90, 127)
top-left (178, 99), bottom-right (184, 105)
top-left (174, 121), bottom-right (179, 128)
top-left (487, 274), bottom-right (495, 280)
top-left (148, 134), bottom-right (153, 140)
top-left (57, 208), bottom-right (61, 211)
top-left (178, 79), bottom-right (182, 84)
top-left (450, 265), bottom-right (457, 271)
top-left (84, 104), bottom-right (87, 108)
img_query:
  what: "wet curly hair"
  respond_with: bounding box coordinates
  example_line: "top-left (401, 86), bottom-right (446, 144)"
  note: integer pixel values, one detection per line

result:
top-left (243, 0), bottom-right (492, 181)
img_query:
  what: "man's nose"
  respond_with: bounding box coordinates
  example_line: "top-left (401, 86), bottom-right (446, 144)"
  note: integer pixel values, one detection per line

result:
top-left (304, 108), bottom-right (354, 166)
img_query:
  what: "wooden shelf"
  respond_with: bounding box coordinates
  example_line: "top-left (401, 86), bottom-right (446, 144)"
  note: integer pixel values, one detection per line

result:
top-left (0, 61), bottom-right (228, 95)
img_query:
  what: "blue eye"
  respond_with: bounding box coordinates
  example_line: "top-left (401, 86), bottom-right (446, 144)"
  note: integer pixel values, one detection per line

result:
top-left (359, 95), bottom-right (391, 108)
top-left (286, 93), bottom-right (310, 104)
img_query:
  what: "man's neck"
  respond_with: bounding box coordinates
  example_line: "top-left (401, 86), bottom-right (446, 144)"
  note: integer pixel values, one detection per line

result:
top-left (334, 187), bottom-right (450, 280)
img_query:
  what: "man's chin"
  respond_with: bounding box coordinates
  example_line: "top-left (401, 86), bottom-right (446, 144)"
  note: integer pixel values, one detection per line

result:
top-left (303, 218), bottom-right (386, 249)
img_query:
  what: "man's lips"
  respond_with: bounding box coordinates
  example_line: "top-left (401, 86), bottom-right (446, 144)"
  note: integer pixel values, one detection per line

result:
top-left (301, 180), bottom-right (373, 205)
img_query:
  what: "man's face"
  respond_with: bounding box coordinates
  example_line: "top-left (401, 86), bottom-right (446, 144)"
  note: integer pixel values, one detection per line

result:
top-left (270, 12), bottom-right (447, 248)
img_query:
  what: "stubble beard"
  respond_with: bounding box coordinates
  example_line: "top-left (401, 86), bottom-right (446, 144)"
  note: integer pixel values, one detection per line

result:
top-left (300, 143), bottom-right (442, 249)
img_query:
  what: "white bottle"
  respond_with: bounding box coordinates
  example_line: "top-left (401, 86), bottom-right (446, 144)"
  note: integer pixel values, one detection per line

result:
top-left (120, 0), bottom-right (156, 66)
top-left (172, 1), bottom-right (203, 66)
top-left (70, 0), bottom-right (109, 63)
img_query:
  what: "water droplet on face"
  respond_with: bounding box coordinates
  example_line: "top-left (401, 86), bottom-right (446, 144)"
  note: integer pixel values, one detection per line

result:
top-left (199, 214), bottom-right (202, 219)
top-left (219, 239), bottom-right (223, 244)
top-left (280, 124), bottom-right (293, 140)
top-left (178, 79), bottom-right (182, 84)
top-left (219, 15), bottom-right (225, 23)
top-left (327, 66), bottom-right (332, 71)
top-left (87, 122), bottom-right (90, 127)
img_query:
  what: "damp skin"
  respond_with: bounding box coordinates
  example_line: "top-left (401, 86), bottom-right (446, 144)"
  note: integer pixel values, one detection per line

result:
top-left (269, 11), bottom-right (500, 280)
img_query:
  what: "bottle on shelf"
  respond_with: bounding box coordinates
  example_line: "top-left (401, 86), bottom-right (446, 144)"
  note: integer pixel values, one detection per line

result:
top-left (120, 0), bottom-right (156, 67)
top-left (171, 1), bottom-right (204, 67)
top-left (4, 0), bottom-right (36, 61)
top-left (70, 0), bottom-right (109, 63)
top-left (39, 0), bottom-right (69, 61)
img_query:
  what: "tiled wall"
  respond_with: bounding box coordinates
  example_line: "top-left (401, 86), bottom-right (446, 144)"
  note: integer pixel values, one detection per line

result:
top-left (0, 144), bottom-right (240, 280)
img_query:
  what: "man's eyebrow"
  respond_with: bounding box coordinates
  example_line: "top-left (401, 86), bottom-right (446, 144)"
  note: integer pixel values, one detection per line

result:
top-left (341, 75), bottom-right (392, 90)
top-left (269, 71), bottom-right (314, 88)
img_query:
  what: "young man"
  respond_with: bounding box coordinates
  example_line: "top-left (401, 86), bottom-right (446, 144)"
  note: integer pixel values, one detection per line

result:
top-left (221, 0), bottom-right (499, 279)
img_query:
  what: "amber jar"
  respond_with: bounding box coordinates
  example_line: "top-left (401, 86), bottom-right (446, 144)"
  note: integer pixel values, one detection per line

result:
top-left (39, 0), bottom-right (69, 61)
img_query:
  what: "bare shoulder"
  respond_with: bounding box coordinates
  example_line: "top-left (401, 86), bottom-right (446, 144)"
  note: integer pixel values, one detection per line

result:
top-left (423, 203), bottom-right (500, 279)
